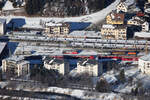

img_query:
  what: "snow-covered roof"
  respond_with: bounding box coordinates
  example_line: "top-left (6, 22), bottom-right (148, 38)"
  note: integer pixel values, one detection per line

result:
top-left (45, 57), bottom-right (64, 65)
top-left (78, 59), bottom-right (98, 66)
top-left (0, 42), bottom-right (7, 54)
top-left (134, 32), bottom-right (150, 38)
top-left (69, 31), bottom-right (100, 37)
top-left (45, 22), bottom-right (64, 27)
top-left (6, 55), bottom-right (25, 62)
top-left (102, 24), bottom-right (115, 29)
top-left (140, 54), bottom-right (150, 61)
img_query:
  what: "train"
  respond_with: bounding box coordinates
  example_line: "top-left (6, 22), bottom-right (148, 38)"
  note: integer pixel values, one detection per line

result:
top-left (98, 51), bottom-right (138, 56)
top-left (99, 56), bottom-right (139, 61)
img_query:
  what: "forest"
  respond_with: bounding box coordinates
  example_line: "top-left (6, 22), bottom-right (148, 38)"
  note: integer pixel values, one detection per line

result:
top-left (25, 0), bottom-right (115, 16)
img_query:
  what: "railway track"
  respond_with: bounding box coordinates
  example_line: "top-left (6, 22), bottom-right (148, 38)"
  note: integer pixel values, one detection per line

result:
top-left (1, 35), bottom-right (150, 50)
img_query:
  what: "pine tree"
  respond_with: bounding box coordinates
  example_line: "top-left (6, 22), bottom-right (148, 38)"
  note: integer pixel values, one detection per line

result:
top-left (119, 69), bottom-right (126, 83)
top-left (95, 78), bottom-right (111, 92)
top-left (13, 2), bottom-right (17, 8)
top-left (25, 0), bottom-right (44, 15)
top-left (25, 0), bottom-right (33, 15)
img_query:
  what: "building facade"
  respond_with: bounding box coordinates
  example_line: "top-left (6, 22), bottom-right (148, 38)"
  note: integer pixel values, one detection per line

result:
top-left (101, 24), bottom-right (127, 40)
top-left (44, 57), bottom-right (69, 75)
top-left (142, 22), bottom-right (149, 32)
top-left (138, 54), bottom-right (150, 74)
top-left (2, 56), bottom-right (30, 77)
top-left (77, 59), bottom-right (103, 76)
top-left (45, 22), bottom-right (70, 36)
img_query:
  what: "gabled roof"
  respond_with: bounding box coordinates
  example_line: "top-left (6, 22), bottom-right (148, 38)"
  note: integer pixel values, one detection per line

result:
top-left (117, 2), bottom-right (128, 9)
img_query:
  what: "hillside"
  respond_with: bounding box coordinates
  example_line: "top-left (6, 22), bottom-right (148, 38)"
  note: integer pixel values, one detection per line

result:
top-left (2, 0), bottom-right (115, 17)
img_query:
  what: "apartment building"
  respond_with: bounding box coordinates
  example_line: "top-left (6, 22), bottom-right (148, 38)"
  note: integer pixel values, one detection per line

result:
top-left (101, 24), bottom-right (127, 40)
top-left (2, 56), bottom-right (30, 77)
top-left (106, 12), bottom-right (125, 25)
top-left (138, 54), bottom-right (150, 74)
top-left (44, 57), bottom-right (69, 75)
top-left (45, 21), bottom-right (70, 36)
top-left (127, 16), bottom-right (145, 26)
top-left (77, 58), bottom-right (103, 77)
top-left (127, 16), bottom-right (149, 32)
top-left (142, 22), bottom-right (149, 32)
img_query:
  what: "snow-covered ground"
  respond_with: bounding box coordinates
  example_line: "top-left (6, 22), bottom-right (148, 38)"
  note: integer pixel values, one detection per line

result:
top-left (1, 0), bottom-right (135, 25)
